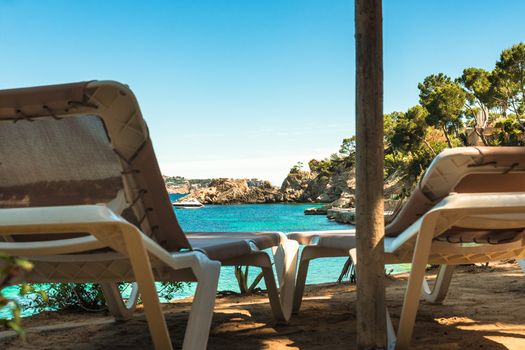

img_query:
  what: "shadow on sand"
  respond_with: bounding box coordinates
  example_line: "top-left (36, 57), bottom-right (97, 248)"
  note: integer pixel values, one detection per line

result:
top-left (3, 263), bottom-right (525, 349)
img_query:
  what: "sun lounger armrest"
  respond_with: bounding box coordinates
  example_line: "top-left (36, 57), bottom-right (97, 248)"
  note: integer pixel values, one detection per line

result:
top-left (387, 192), bottom-right (525, 253)
top-left (428, 192), bottom-right (525, 228)
top-left (0, 205), bottom-right (131, 255)
top-left (0, 205), bottom-right (210, 272)
top-left (0, 204), bottom-right (127, 233)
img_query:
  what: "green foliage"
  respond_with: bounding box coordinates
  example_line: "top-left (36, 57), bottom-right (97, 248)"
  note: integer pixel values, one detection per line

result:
top-left (492, 117), bottom-right (524, 145)
top-left (339, 136), bottom-right (356, 157)
top-left (0, 254), bottom-right (35, 340)
top-left (384, 111), bottom-right (403, 142)
top-left (389, 106), bottom-right (429, 153)
top-left (382, 42), bottom-right (525, 179)
top-left (26, 281), bottom-right (187, 313)
top-left (459, 67), bottom-right (494, 108)
top-left (289, 161), bottom-right (304, 174)
top-left (28, 283), bottom-right (106, 312)
top-left (492, 43), bottom-right (525, 120)
top-left (418, 74), bottom-right (467, 147)
top-left (305, 138), bottom-right (356, 177)
top-left (384, 148), bottom-right (436, 180)
top-left (308, 158), bottom-right (336, 176)
top-left (384, 106), bottom-right (450, 179)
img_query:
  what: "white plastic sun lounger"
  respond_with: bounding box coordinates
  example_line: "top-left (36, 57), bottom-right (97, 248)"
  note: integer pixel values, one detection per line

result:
top-left (0, 81), bottom-right (299, 350)
top-left (288, 147), bottom-right (525, 349)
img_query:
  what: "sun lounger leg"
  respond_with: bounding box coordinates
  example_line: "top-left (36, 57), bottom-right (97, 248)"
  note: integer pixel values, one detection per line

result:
top-left (293, 246), bottom-right (316, 314)
top-left (421, 265), bottom-right (454, 304)
top-left (101, 282), bottom-right (139, 320)
top-left (386, 308), bottom-right (396, 350)
top-left (182, 257), bottom-right (221, 350)
top-left (349, 248), bottom-right (357, 268)
top-left (123, 230), bottom-right (173, 350)
top-left (517, 259), bottom-right (525, 273)
top-left (395, 217), bottom-right (436, 350)
top-left (274, 238), bottom-right (299, 321)
top-left (263, 264), bottom-right (287, 322)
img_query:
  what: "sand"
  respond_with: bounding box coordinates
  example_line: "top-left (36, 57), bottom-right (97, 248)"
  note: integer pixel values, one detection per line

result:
top-left (2, 261), bottom-right (525, 349)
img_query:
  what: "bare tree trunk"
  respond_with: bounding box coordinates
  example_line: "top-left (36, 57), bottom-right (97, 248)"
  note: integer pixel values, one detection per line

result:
top-left (421, 138), bottom-right (436, 156)
top-left (442, 125), bottom-right (453, 147)
top-left (234, 266), bottom-right (249, 294)
top-left (355, 0), bottom-right (386, 348)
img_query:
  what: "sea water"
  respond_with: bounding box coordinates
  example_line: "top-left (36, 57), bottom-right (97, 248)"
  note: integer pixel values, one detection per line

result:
top-left (1, 198), bottom-right (409, 319)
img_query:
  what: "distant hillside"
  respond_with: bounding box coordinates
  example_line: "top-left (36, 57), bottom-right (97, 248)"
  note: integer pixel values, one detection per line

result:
top-left (163, 176), bottom-right (213, 194)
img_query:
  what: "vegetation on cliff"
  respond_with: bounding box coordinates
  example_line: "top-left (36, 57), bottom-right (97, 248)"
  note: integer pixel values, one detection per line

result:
top-left (286, 43), bottom-right (525, 208)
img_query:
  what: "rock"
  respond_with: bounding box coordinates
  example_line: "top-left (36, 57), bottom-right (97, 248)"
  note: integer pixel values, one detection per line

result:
top-left (304, 206), bottom-right (328, 215)
top-left (327, 208), bottom-right (356, 224)
top-left (329, 191), bottom-right (355, 209)
top-left (180, 178), bottom-right (283, 204)
top-left (280, 171), bottom-right (315, 202)
top-left (280, 160), bottom-right (357, 205)
top-left (164, 158), bottom-right (410, 208)
top-left (166, 183), bottom-right (191, 194)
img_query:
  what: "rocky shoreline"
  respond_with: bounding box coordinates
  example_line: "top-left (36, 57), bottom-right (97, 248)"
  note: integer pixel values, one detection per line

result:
top-left (174, 178), bottom-right (284, 205)
top-left (163, 134), bottom-right (413, 224)
top-left (164, 155), bottom-right (411, 225)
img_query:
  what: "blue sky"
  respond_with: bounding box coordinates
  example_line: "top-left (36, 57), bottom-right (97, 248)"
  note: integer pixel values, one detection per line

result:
top-left (1, 0), bottom-right (524, 184)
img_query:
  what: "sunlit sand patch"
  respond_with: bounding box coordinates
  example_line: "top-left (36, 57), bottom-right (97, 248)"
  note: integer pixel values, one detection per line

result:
top-left (4, 262), bottom-right (525, 349)
top-left (434, 316), bottom-right (476, 326)
top-left (213, 307), bottom-right (252, 316)
top-left (483, 335), bottom-right (525, 349)
top-left (261, 338), bottom-right (298, 349)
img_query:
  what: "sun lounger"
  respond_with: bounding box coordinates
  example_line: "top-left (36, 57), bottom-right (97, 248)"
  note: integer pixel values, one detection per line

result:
top-left (0, 81), bottom-right (299, 350)
top-left (288, 146), bottom-right (525, 349)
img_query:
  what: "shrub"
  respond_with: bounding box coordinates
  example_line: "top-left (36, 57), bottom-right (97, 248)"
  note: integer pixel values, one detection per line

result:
top-left (27, 281), bottom-right (188, 313)
top-left (0, 254), bottom-right (35, 340)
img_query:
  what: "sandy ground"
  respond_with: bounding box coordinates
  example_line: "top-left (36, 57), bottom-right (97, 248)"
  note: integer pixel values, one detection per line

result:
top-left (3, 262), bottom-right (525, 349)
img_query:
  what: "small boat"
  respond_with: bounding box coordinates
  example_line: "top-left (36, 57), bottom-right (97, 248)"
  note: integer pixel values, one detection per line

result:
top-left (172, 198), bottom-right (204, 208)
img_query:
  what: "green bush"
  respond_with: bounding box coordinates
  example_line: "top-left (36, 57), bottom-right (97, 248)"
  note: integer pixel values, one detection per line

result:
top-left (0, 254), bottom-right (36, 340)
top-left (27, 281), bottom-right (187, 313)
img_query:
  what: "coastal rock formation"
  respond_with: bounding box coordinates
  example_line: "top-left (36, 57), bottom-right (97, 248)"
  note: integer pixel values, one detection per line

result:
top-left (304, 207), bottom-right (328, 215)
top-left (280, 171), bottom-right (316, 202)
top-left (280, 162), bottom-right (356, 207)
top-left (164, 176), bottom-right (213, 194)
top-left (163, 175), bottom-right (191, 194)
top-left (164, 160), bottom-right (409, 212)
top-left (180, 178), bottom-right (284, 204)
top-left (165, 182), bottom-right (191, 194)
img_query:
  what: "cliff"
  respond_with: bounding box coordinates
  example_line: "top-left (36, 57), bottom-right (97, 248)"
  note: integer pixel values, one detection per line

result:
top-left (180, 178), bottom-right (284, 204)
top-left (280, 161), bottom-right (356, 208)
top-left (165, 158), bottom-right (409, 208)
top-left (163, 176), bottom-right (212, 194)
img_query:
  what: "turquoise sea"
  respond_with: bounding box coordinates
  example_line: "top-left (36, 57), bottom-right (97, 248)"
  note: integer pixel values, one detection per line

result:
top-left (1, 197), bottom-right (409, 319)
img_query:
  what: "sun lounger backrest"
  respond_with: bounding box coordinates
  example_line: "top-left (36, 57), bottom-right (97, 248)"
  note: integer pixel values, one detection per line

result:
top-left (0, 81), bottom-right (191, 250)
top-left (385, 147), bottom-right (525, 237)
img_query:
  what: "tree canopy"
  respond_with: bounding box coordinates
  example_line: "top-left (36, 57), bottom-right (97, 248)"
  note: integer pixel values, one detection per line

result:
top-left (292, 42), bottom-right (525, 183)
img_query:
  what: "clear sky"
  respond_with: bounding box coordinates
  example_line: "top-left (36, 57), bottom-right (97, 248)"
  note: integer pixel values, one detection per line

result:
top-left (1, 0), bottom-right (524, 184)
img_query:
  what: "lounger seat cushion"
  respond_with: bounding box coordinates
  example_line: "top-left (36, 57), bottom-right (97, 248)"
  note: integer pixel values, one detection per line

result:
top-left (186, 232), bottom-right (282, 261)
top-left (289, 227), bottom-right (524, 251)
top-left (287, 230), bottom-right (355, 247)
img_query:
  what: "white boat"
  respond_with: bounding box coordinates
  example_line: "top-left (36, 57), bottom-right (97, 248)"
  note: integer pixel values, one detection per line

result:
top-left (172, 198), bottom-right (204, 208)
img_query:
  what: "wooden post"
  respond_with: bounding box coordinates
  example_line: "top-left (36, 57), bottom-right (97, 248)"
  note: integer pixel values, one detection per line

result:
top-left (355, 0), bottom-right (386, 349)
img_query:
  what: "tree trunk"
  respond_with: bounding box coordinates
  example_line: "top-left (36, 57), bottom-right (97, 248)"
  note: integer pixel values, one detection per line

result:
top-left (442, 125), bottom-right (453, 147)
top-left (234, 266), bottom-right (249, 294)
top-left (421, 138), bottom-right (436, 156)
top-left (355, 0), bottom-right (386, 349)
